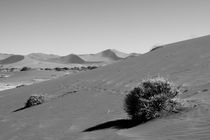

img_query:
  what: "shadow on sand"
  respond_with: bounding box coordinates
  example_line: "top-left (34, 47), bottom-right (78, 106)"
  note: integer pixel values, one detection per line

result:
top-left (83, 119), bottom-right (144, 132)
top-left (12, 106), bottom-right (29, 112)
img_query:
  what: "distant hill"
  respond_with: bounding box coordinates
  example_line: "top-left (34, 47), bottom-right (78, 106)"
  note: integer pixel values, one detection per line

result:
top-left (79, 49), bottom-right (139, 63)
top-left (0, 49), bottom-right (138, 66)
top-left (27, 49), bottom-right (131, 64)
top-left (80, 49), bottom-right (125, 62)
top-left (50, 54), bottom-right (86, 64)
top-left (0, 53), bottom-right (12, 60)
top-left (27, 53), bottom-right (59, 61)
top-left (100, 49), bottom-right (122, 60)
top-left (0, 55), bottom-right (24, 65)
top-left (110, 49), bottom-right (130, 58)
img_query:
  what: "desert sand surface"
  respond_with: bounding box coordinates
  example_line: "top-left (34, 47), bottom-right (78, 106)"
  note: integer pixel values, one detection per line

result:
top-left (0, 70), bottom-right (69, 91)
top-left (1, 36), bottom-right (210, 140)
top-left (1, 56), bottom-right (83, 69)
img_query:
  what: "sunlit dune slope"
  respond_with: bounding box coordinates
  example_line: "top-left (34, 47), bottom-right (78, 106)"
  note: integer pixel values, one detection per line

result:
top-left (50, 54), bottom-right (86, 64)
top-left (1, 35), bottom-right (210, 140)
top-left (0, 55), bottom-right (24, 65)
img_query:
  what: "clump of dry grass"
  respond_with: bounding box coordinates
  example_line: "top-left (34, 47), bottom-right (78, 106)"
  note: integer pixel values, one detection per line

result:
top-left (124, 77), bottom-right (181, 121)
top-left (25, 94), bottom-right (47, 108)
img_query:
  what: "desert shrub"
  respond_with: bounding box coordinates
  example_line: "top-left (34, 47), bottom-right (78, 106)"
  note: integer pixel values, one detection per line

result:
top-left (63, 67), bottom-right (69, 70)
top-left (44, 68), bottom-right (52, 71)
top-left (25, 94), bottom-right (46, 108)
top-left (54, 67), bottom-right (62, 71)
top-left (124, 77), bottom-right (180, 121)
top-left (87, 66), bottom-right (98, 70)
top-left (20, 67), bottom-right (31, 71)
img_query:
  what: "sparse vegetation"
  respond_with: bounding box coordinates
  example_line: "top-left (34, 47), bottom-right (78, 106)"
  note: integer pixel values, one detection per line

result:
top-left (0, 67), bottom-right (18, 72)
top-left (53, 66), bottom-right (98, 71)
top-left (0, 65), bottom-right (98, 72)
top-left (20, 66), bottom-right (31, 71)
top-left (16, 84), bottom-right (25, 88)
top-left (25, 94), bottom-right (46, 108)
top-left (124, 77), bottom-right (181, 121)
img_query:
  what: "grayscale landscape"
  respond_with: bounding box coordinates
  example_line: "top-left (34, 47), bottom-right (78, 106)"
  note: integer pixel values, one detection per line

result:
top-left (0, 49), bottom-right (136, 91)
top-left (1, 0), bottom-right (210, 140)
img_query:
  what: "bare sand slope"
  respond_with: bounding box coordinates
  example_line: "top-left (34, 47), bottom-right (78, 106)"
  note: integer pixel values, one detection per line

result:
top-left (0, 70), bottom-right (69, 91)
top-left (50, 54), bottom-right (87, 64)
top-left (1, 35), bottom-right (210, 140)
top-left (0, 55), bottom-right (24, 65)
top-left (110, 49), bottom-right (130, 58)
top-left (3, 56), bottom-right (82, 68)
top-left (27, 53), bottom-right (59, 61)
top-left (0, 53), bottom-right (12, 60)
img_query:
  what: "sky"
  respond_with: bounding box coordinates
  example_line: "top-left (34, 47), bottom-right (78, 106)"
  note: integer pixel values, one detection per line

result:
top-left (1, 0), bottom-right (210, 55)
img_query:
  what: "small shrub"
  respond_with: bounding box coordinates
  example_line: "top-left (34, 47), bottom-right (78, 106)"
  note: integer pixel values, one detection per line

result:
top-left (63, 67), bottom-right (69, 70)
top-left (87, 66), bottom-right (98, 70)
top-left (20, 67), bottom-right (31, 71)
top-left (124, 77), bottom-right (180, 121)
top-left (54, 67), bottom-right (62, 71)
top-left (25, 94), bottom-right (46, 108)
top-left (45, 68), bottom-right (52, 71)
top-left (16, 84), bottom-right (25, 88)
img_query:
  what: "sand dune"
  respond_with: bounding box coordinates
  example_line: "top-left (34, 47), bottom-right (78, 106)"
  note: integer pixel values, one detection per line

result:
top-left (80, 49), bottom-right (139, 63)
top-left (2, 56), bottom-right (82, 68)
top-left (27, 49), bottom-right (129, 64)
top-left (100, 49), bottom-right (123, 60)
top-left (50, 54), bottom-right (86, 64)
top-left (0, 55), bottom-right (24, 65)
top-left (1, 35), bottom-right (210, 140)
top-left (79, 49), bottom-right (123, 62)
top-left (27, 53), bottom-right (59, 61)
top-left (110, 49), bottom-right (131, 58)
top-left (1, 49), bottom-right (132, 67)
top-left (0, 53), bottom-right (12, 60)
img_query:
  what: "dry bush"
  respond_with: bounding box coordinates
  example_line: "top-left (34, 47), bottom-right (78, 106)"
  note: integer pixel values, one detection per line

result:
top-left (124, 77), bottom-right (181, 121)
top-left (25, 94), bottom-right (46, 108)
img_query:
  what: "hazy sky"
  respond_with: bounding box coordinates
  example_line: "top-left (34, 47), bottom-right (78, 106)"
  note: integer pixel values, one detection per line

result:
top-left (1, 0), bottom-right (210, 55)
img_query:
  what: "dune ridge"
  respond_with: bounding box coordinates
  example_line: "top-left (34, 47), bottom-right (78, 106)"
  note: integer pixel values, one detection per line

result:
top-left (0, 55), bottom-right (24, 65)
top-left (49, 54), bottom-right (86, 64)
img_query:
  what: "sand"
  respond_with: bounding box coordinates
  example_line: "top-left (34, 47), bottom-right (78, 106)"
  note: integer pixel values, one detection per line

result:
top-left (0, 70), bottom-right (70, 91)
top-left (1, 35), bottom-right (210, 140)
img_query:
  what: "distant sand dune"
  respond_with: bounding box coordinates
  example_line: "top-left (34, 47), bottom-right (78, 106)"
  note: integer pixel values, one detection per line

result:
top-left (50, 54), bottom-right (86, 64)
top-left (79, 49), bottom-right (124, 62)
top-left (0, 55), bottom-right (24, 65)
top-left (0, 54), bottom-right (12, 60)
top-left (100, 49), bottom-right (122, 60)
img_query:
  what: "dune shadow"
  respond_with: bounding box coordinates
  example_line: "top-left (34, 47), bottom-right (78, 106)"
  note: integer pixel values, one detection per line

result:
top-left (83, 119), bottom-right (144, 132)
